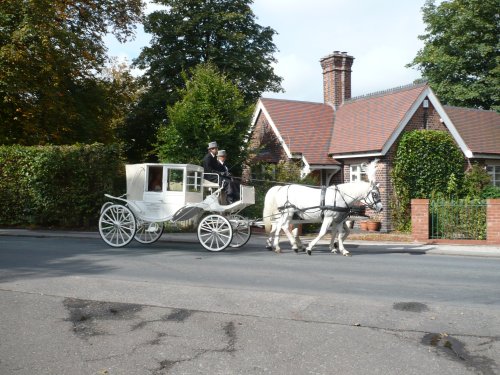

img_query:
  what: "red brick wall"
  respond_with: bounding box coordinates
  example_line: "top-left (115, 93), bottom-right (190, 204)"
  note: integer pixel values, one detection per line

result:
top-left (411, 199), bottom-right (430, 242)
top-left (411, 199), bottom-right (500, 244)
top-left (487, 199), bottom-right (500, 244)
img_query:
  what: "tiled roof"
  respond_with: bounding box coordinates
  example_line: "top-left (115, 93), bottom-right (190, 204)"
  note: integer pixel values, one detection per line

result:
top-left (444, 105), bottom-right (500, 156)
top-left (260, 98), bottom-right (337, 165)
top-left (259, 83), bottom-right (499, 162)
top-left (329, 83), bottom-right (428, 155)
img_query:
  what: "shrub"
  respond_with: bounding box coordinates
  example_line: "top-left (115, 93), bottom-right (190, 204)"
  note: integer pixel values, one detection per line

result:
top-left (0, 144), bottom-right (124, 228)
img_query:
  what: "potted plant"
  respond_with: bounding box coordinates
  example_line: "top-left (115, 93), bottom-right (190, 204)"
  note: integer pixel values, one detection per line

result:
top-left (359, 220), bottom-right (368, 231)
top-left (367, 213), bottom-right (382, 231)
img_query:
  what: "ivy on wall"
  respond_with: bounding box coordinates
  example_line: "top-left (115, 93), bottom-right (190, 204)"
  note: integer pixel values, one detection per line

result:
top-left (391, 130), bottom-right (465, 231)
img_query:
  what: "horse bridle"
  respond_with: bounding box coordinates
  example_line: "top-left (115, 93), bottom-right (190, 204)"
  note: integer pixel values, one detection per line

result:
top-left (362, 184), bottom-right (382, 210)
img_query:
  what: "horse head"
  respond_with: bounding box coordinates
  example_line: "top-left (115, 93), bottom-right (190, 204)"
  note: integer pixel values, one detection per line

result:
top-left (360, 159), bottom-right (383, 213)
top-left (362, 183), bottom-right (383, 213)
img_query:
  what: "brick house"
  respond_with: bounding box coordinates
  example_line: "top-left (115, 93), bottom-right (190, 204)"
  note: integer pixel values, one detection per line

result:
top-left (248, 51), bottom-right (500, 232)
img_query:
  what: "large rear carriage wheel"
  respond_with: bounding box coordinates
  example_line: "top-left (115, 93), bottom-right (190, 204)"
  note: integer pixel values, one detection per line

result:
top-left (197, 214), bottom-right (233, 252)
top-left (99, 204), bottom-right (136, 247)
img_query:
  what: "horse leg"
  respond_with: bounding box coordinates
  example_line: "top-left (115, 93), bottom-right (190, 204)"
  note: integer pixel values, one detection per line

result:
top-left (330, 223), bottom-right (339, 254)
top-left (272, 217), bottom-right (285, 253)
top-left (266, 223), bottom-right (277, 250)
top-left (281, 221), bottom-right (301, 253)
top-left (337, 221), bottom-right (351, 256)
top-left (273, 211), bottom-right (297, 253)
top-left (292, 227), bottom-right (305, 252)
top-left (306, 216), bottom-right (333, 255)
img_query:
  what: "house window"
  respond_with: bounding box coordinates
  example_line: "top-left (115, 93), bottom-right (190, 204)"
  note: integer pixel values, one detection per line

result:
top-left (350, 164), bottom-right (368, 182)
top-left (486, 165), bottom-right (500, 187)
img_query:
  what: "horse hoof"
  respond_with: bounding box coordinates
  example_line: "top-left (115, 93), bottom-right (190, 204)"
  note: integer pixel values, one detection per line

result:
top-left (274, 249), bottom-right (281, 254)
top-left (331, 249), bottom-right (338, 254)
top-left (343, 252), bottom-right (351, 257)
top-left (293, 248), bottom-right (299, 253)
top-left (265, 246), bottom-right (273, 251)
top-left (307, 250), bottom-right (312, 256)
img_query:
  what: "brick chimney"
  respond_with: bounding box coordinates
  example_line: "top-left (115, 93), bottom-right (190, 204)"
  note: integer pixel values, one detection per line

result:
top-left (320, 51), bottom-right (354, 109)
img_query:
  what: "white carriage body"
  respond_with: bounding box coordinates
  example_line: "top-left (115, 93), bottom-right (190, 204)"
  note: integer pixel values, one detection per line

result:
top-left (125, 163), bottom-right (205, 221)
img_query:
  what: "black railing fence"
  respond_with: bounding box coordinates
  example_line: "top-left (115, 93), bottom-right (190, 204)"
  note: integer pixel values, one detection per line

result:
top-left (430, 199), bottom-right (487, 240)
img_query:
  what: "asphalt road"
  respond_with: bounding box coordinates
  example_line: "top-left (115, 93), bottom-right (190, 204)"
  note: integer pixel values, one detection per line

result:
top-left (1, 234), bottom-right (500, 375)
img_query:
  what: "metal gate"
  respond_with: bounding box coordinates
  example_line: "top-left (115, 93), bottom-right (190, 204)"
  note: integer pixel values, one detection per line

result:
top-left (430, 199), bottom-right (487, 240)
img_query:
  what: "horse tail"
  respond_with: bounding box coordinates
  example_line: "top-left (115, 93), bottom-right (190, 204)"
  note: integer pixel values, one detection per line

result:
top-left (263, 186), bottom-right (279, 234)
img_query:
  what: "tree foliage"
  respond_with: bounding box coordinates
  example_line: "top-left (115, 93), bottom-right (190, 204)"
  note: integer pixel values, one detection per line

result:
top-left (408, 0), bottom-right (500, 111)
top-left (0, 0), bottom-right (144, 145)
top-left (156, 63), bottom-right (253, 171)
top-left (126, 0), bottom-right (282, 161)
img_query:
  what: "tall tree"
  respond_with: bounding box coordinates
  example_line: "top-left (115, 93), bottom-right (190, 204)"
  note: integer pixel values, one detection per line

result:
top-left (0, 0), bottom-right (144, 145)
top-left (126, 0), bottom-right (282, 161)
top-left (408, 0), bottom-right (499, 111)
top-left (157, 63), bottom-right (252, 170)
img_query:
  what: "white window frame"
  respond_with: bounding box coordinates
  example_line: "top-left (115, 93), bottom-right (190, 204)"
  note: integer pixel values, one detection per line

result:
top-left (349, 164), bottom-right (368, 182)
top-left (486, 165), bottom-right (500, 187)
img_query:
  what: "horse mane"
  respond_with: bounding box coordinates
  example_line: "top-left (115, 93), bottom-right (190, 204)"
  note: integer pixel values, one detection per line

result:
top-left (364, 159), bottom-right (378, 184)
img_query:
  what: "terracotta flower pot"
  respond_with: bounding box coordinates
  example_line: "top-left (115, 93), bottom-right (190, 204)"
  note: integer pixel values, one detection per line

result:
top-left (360, 221), bottom-right (368, 231)
top-left (367, 221), bottom-right (381, 231)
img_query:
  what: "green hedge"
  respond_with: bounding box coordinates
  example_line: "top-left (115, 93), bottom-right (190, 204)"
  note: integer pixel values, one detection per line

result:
top-left (0, 144), bottom-right (125, 228)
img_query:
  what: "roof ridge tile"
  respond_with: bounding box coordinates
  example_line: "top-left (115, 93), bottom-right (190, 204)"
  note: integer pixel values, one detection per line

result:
top-left (345, 81), bottom-right (428, 103)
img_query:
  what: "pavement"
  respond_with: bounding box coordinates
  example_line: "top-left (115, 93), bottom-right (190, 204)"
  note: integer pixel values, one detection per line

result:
top-left (1, 227), bottom-right (500, 258)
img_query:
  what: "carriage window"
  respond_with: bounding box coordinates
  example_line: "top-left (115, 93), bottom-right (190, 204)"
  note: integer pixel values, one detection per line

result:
top-left (167, 169), bottom-right (184, 191)
top-left (486, 165), bottom-right (500, 187)
top-left (148, 166), bottom-right (163, 192)
top-left (350, 164), bottom-right (368, 182)
top-left (186, 171), bottom-right (202, 192)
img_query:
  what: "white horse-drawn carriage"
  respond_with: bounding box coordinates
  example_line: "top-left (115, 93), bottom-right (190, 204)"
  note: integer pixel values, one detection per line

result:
top-left (98, 163), bottom-right (255, 251)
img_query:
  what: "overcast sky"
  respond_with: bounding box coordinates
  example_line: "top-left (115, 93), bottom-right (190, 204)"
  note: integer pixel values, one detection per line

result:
top-left (105, 0), bottom-right (430, 103)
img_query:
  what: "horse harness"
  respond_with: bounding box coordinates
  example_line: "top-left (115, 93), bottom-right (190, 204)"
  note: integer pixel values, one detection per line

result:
top-left (277, 185), bottom-right (350, 217)
top-left (276, 183), bottom-right (381, 219)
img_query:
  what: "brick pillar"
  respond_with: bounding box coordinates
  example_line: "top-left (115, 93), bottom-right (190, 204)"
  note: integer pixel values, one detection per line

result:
top-left (487, 199), bottom-right (500, 244)
top-left (411, 199), bottom-right (429, 242)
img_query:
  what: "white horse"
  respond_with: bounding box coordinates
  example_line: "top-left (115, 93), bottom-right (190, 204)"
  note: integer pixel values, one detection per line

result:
top-left (263, 160), bottom-right (383, 256)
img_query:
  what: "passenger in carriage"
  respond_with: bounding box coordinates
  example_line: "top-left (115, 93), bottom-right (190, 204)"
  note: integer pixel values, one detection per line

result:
top-left (202, 141), bottom-right (238, 204)
top-left (217, 149), bottom-right (240, 203)
top-left (148, 167), bottom-right (163, 192)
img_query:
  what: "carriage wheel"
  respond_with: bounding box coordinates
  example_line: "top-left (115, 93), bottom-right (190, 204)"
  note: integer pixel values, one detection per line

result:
top-left (134, 220), bottom-right (164, 244)
top-left (197, 214), bottom-right (233, 252)
top-left (227, 214), bottom-right (251, 248)
top-left (98, 204), bottom-right (136, 247)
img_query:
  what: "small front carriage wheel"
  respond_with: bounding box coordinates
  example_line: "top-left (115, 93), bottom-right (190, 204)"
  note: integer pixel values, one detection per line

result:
top-left (227, 214), bottom-right (252, 248)
top-left (197, 214), bottom-right (233, 252)
top-left (99, 204), bottom-right (136, 247)
top-left (135, 220), bottom-right (164, 244)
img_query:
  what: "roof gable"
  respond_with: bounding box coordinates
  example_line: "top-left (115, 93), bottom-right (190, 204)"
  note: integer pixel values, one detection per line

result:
top-left (254, 98), bottom-right (337, 165)
top-left (329, 83), bottom-right (429, 156)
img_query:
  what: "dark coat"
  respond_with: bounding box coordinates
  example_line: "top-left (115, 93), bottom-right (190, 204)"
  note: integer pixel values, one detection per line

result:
top-left (202, 152), bottom-right (223, 182)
